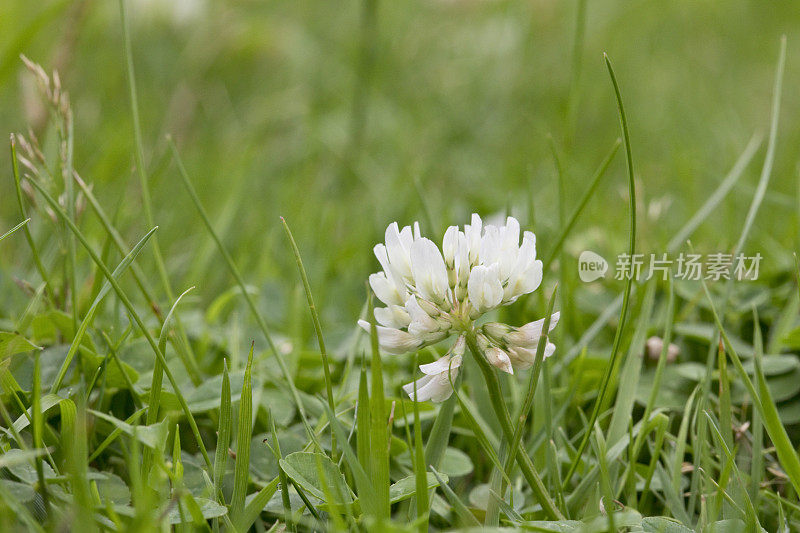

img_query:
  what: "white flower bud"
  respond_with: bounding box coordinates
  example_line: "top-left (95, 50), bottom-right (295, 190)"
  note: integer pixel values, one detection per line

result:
top-left (358, 320), bottom-right (422, 355)
top-left (482, 322), bottom-right (512, 343)
top-left (505, 312), bottom-right (560, 349)
top-left (485, 346), bottom-right (514, 374)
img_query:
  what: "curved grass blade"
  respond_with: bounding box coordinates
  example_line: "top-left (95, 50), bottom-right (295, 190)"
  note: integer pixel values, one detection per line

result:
top-left (542, 140), bottom-right (620, 272)
top-left (50, 226), bottom-right (158, 394)
top-left (562, 53), bottom-right (637, 489)
top-left (143, 286), bottom-right (195, 478)
top-left (430, 467), bottom-right (480, 527)
top-left (168, 137), bottom-right (318, 448)
top-left (281, 217), bottom-right (337, 460)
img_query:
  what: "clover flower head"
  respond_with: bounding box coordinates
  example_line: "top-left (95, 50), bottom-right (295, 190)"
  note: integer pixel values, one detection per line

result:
top-left (358, 214), bottom-right (558, 402)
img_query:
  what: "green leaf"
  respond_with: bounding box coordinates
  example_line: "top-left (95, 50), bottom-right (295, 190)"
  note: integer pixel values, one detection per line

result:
top-left (641, 516), bottom-right (693, 533)
top-left (440, 447), bottom-right (474, 478)
top-left (0, 332), bottom-right (40, 358)
top-left (781, 327), bottom-right (800, 349)
top-left (167, 498), bottom-right (227, 524)
top-left (88, 409), bottom-right (169, 451)
top-left (12, 393), bottom-right (65, 432)
top-left (0, 479), bottom-right (35, 503)
top-left (388, 473), bottom-right (445, 504)
top-left (519, 521), bottom-right (582, 532)
top-left (279, 451), bottom-right (352, 503)
top-left (0, 448), bottom-right (50, 470)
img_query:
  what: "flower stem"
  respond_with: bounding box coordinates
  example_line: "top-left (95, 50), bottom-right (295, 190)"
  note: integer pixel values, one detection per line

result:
top-left (464, 331), bottom-right (564, 520)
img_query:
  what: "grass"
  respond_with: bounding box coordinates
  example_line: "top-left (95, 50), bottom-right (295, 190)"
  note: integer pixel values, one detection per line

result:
top-left (2, 0), bottom-right (800, 531)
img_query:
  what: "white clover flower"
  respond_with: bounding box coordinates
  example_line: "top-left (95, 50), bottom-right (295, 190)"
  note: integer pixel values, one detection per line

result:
top-left (358, 214), bottom-right (557, 402)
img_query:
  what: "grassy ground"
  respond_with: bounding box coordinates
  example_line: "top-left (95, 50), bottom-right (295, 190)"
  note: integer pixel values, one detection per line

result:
top-left (1, 0), bottom-right (800, 531)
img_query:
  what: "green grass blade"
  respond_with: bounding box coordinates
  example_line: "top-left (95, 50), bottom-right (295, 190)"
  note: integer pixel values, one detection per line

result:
top-left (505, 287), bottom-right (558, 477)
top-left (607, 280), bottom-right (655, 447)
top-left (412, 357), bottom-right (430, 530)
top-left (356, 366), bottom-right (370, 474)
top-left (322, 401), bottom-right (378, 518)
top-left (638, 275), bottom-right (675, 456)
top-left (268, 411), bottom-right (294, 531)
top-left (143, 285), bottom-right (195, 478)
top-left (430, 467), bottom-right (480, 527)
top-left (27, 176), bottom-right (213, 471)
top-left (118, 0), bottom-right (202, 386)
top-left (214, 359), bottom-right (232, 497)
top-left (233, 477), bottom-right (280, 532)
top-left (366, 292), bottom-right (390, 519)
top-left (168, 137), bottom-right (318, 447)
top-left (666, 134), bottom-right (761, 251)
top-left (464, 331), bottom-right (564, 520)
top-left (700, 278), bottom-right (800, 495)
top-left (0, 218), bottom-right (29, 243)
top-left (71, 172), bottom-right (164, 323)
top-left (563, 53), bottom-right (638, 489)
top-left (50, 226), bottom-right (158, 394)
top-left (230, 342), bottom-right (254, 521)
top-left (732, 36), bottom-right (785, 257)
top-left (32, 349), bottom-right (49, 514)
top-left (543, 140), bottom-right (620, 272)
top-left (281, 217), bottom-right (337, 459)
top-left (118, 0), bottom-right (170, 302)
top-left (9, 135), bottom-right (54, 302)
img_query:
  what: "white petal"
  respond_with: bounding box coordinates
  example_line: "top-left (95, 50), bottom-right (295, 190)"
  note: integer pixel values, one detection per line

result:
top-left (508, 342), bottom-right (556, 370)
top-left (506, 311), bottom-right (560, 348)
top-left (479, 225), bottom-right (502, 266)
top-left (357, 320), bottom-right (421, 355)
top-left (454, 232), bottom-right (470, 288)
top-left (374, 305), bottom-right (411, 329)
top-left (485, 346), bottom-right (514, 374)
top-left (402, 374), bottom-right (435, 399)
top-left (410, 238), bottom-right (449, 303)
top-left (402, 359), bottom-right (460, 403)
top-left (369, 272), bottom-right (404, 307)
top-left (501, 217), bottom-right (520, 251)
top-left (385, 222), bottom-right (413, 280)
top-left (496, 217), bottom-right (521, 280)
top-left (442, 226), bottom-right (458, 267)
top-left (419, 352), bottom-right (462, 376)
top-left (464, 213), bottom-right (483, 265)
top-left (405, 295), bottom-right (441, 336)
top-left (374, 243), bottom-right (409, 301)
top-left (467, 264), bottom-right (503, 314)
top-left (505, 259), bottom-right (543, 302)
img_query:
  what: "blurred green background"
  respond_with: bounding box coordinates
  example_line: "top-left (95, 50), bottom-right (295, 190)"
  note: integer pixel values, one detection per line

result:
top-left (1, 0), bottom-right (798, 335)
